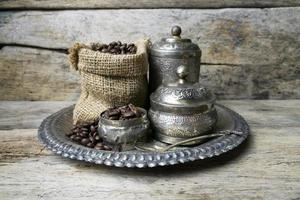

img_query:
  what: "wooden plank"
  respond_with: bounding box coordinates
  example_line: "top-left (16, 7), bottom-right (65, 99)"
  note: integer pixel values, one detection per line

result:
top-left (200, 64), bottom-right (300, 99)
top-left (0, 8), bottom-right (299, 100)
top-left (0, 46), bottom-right (299, 100)
top-left (0, 46), bottom-right (80, 101)
top-left (1, 100), bottom-right (299, 130)
top-left (0, 8), bottom-right (299, 65)
top-left (1, 9), bottom-right (299, 63)
top-left (0, 0), bottom-right (299, 9)
top-left (0, 101), bottom-right (74, 129)
top-left (0, 126), bottom-right (299, 200)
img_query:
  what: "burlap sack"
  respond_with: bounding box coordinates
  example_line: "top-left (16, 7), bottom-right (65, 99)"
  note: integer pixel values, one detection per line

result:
top-left (69, 39), bottom-right (149, 125)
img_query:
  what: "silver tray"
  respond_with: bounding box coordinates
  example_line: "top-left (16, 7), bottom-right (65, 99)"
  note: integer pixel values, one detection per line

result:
top-left (38, 104), bottom-right (249, 168)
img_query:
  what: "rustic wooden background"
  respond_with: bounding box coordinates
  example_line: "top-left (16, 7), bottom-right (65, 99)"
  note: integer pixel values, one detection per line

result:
top-left (0, 1), bottom-right (299, 101)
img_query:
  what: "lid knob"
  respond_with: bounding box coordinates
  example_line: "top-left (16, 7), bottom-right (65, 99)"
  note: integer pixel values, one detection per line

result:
top-left (171, 26), bottom-right (182, 38)
top-left (176, 65), bottom-right (189, 83)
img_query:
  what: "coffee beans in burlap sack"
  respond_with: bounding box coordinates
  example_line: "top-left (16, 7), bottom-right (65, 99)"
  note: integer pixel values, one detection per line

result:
top-left (69, 39), bottom-right (149, 125)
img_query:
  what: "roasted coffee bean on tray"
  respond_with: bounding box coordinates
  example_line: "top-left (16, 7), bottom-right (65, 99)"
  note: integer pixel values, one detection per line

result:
top-left (91, 41), bottom-right (137, 55)
top-left (101, 104), bottom-right (142, 120)
top-left (66, 121), bottom-right (112, 151)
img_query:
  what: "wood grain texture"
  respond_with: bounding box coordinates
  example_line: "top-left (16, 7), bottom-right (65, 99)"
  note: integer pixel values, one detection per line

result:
top-left (2, 46), bottom-right (299, 100)
top-left (0, 8), bottom-right (299, 65)
top-left (0, 8), bottom-right (299, 100)
top-left (0, 46), bottom-right (80, 101)
top-left (0, 100), bottom-right (299, 200)
top-left (0, 0), bottom-right (299, 9)
top-left (0, 101), bottom-right (74, 129)
top-left (1, 100), bottom-right (299, 129)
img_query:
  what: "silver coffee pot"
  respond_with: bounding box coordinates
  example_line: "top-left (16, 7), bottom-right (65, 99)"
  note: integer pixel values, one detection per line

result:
top-left (148, 65), bottom-right (217, 145)
top-left (149, 26), bottom-right (201, 93)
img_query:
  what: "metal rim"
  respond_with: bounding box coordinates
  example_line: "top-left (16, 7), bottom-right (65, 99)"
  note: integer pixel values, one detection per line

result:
top-left (38, 104), bottom-right (249, 168)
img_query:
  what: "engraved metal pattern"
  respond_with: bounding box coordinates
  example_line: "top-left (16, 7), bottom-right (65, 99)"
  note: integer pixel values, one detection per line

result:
top-left (149, 56), bottom-right (200, 93)
top-left (38, 104), bottom-right (249, 168)
top-left (149, 26), bottom-right (202, 93)
top-left (148, 108), bottom-right (217, 138)
top-left (153, 87), bottom-right (208, 101)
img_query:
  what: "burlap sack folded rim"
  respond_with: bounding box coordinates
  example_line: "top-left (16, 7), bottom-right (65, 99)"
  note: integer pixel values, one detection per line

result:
top-left (69, 39), bottom-right (149, 77)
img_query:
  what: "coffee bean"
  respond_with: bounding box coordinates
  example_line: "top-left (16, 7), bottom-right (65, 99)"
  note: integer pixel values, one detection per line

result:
top-left (91, 41), bottom-right (136, 55)
top-left (120, 45), bottom-right (126, 51)
top-left (128, 104), bottom-right (141, 117)
top-left (94, 145), bottom-right (103, 150)
top-left (119, 106), bottom-right (128, 114)
top-left (107, 45), bottom-right (113, 50)
top-left (66, 132), bottom-right (74, 136)
top-left (101, 104), bottom-right (142, 120)
top-left (90, 125), bottom-right (96, 133)
top-left (81, 127), bottom-right (88, 131)
top-left (95, 143), bottom-right (104, 150)
top-left (87, 142), bottom-right (95, 148)
top-left (74, 136), bottom-right (82, 142)
top-left (79, 132), bottom-right (88, 137)
top-left (91, 43), bottom-right (103, 51)
top-left (110, 49), bottom-right (117, 54)
top-left (109, 41), bottom-right (117, 46)
top-left (95, 135), bottom-right (100, 141)
top-left (92, 131), bottom-right (98, 138)
top-left (103, 145), bottom-right (112, 151)
top-left (109, 115), bottom-right (119, 120)
top-left (70, 135), bottom-right (76, 140)
top-left (73, 128), bottom-right (80, 133)
top-left (81, 138), bottom-right (90, 145)
top-left (123, 111), bottom-right (135, 118)
top-left (89, 136), bottom-right (96, 143)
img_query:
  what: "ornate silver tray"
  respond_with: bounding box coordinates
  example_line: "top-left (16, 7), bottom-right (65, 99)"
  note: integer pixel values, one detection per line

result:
top-left (38, 104), bottom-right (249, 168)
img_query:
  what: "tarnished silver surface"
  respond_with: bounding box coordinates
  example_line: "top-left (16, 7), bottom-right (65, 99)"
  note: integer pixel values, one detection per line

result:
top-left (149, 26), bottom-right (201, 93)
top-left (98, 108), bottom-right (150, 150)
top-left (38, 104), bottom-right (249, 168)
top-left (149, 65), bottom-right (217, 144)
top-left (149, 108), bottom-right (218, 145)
top-left (150, 65), bottom-right (216, 113)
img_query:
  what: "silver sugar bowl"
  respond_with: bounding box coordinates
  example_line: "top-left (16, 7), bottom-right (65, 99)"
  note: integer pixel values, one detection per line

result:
top-left (149, 25), bottom-right (201, 93)
top-left (98, 108), bottom-right (150, 150)
top-left (148, 65), bottom-right (217, 145)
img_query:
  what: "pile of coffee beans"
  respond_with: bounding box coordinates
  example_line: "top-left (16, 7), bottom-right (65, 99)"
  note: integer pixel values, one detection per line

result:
top-left (101, 104), bottom-right (142, 120)
top-left (66, 121), bottom-right (112, 151)
top-left (91, 41), bottom-right (137, 54)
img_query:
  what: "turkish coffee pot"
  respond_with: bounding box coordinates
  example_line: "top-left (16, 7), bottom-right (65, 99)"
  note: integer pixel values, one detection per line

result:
top-left (149, 25), bottom-right (202, 93)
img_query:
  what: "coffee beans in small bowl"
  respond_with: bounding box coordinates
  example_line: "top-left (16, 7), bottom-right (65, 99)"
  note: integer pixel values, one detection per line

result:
top-left (101, 104), bottom-right (142, 120)
top-left (91, 41), bottom-right (137, 55)
top-left (98, 104), bottom-right (150, 151)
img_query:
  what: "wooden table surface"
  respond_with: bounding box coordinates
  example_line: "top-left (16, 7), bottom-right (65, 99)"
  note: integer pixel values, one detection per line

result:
top-left (0, 100), bottom-right (299, 200)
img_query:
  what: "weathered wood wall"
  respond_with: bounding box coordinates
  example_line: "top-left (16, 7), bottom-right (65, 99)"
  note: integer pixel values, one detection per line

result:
top-left (0, 0), bottom-right (299, 9)
top-left (0, 4), bottom-right (299, 100)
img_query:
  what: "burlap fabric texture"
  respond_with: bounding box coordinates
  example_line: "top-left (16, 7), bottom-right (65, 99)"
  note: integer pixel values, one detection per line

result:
top-left (69, 39), bottom-right (149, 125)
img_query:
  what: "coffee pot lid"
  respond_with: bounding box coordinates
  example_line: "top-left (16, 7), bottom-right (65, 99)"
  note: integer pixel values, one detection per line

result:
top-left (150, 26), bottom-right (201, 57)
top-left (150, 65), bottom-right (215, 112)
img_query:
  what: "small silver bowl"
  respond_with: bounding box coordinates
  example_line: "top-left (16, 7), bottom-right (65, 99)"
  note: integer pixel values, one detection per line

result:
top-left (98, 108), bottom-right (150, 150)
